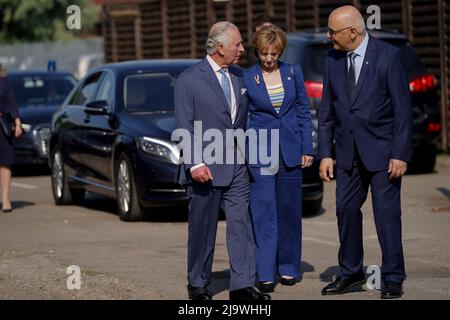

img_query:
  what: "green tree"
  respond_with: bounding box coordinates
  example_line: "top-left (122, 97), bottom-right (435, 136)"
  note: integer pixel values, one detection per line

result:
top-left (0, 0), bottom-right (99, 44)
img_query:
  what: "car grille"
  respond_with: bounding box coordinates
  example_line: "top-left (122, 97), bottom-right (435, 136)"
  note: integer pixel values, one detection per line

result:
top-left (33, 127), bottom-right (50, 157)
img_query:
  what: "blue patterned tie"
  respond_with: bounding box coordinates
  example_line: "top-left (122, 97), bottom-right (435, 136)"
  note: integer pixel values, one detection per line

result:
top-left (347, 52), bottom-right (357, 101)
top-left (218, 68), bottom-right (232, 110)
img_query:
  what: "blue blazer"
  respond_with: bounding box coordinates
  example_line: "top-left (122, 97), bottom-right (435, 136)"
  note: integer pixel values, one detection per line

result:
top-left (243, 61), bottom-right (313, 168)
top-left (174, 58), bottom-right (249, 187)
top-left (318, 36), bottom-right (413, 172)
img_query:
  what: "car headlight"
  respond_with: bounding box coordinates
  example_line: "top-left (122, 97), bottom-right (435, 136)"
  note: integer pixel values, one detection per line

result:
top-left (21, 123), bottom-right (32, 133)
top-left (136, 137), bottom-right (180, 164)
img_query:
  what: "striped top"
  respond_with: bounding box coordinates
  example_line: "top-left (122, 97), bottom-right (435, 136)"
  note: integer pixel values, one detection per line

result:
top-left (266, 83), bottom-right (284, 113)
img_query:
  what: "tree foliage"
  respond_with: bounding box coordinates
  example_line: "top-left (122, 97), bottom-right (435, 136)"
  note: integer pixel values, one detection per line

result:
top-left (0, 0), bottom-right (99, 44)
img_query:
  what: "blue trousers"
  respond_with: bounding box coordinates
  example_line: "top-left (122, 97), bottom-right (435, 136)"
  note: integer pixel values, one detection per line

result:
top-left (336, 149), bottom-right (406, 283)
top-left (187, 164), bottom-right (256, 290)
top-left (249, 158), bottom-right (302, 282)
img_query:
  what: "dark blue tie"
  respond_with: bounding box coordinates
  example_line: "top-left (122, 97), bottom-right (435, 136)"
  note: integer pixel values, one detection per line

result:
top-left (218, 68), bottom-right (232, 110)
top-left (347, 52), bottom-right (357, 101)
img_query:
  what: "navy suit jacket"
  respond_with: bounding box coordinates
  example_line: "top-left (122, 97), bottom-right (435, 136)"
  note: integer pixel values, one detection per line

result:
top-left (318, 36), bottom-right (413, 172)
top-left (243, 61), bottom-right (313, 168)
top-left (174, 58), bottom-right (249, 187)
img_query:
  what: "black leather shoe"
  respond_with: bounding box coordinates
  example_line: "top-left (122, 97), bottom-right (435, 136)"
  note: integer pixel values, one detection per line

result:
top-left (187, 284), bottom-right (212, 300)
top-left (257, 281), bottom-right (276, 293)
top-left (229, 287), bottom-right (271, 300)
top-left (381, 281), bottom-right (403, 299)
top-left (321, 274), bottom-right (366, 296)
top-left (280, 277), bottom-right (297, 286)
top-left (2, 208), bottom-right (12, 213)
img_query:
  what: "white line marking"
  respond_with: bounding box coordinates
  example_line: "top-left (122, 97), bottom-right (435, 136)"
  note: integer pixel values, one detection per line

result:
top-left (11, 182), bottom-right (38, 190)
top-left (303, 236), bottom-right (339, 247)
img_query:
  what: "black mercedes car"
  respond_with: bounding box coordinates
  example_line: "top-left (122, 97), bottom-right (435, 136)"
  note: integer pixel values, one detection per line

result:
top-left (49, 59), bottom-right (324, 221)
top-left (282, 28), bottom-right (441, 173)
top-left (7, 70), bottom-right (77, 165)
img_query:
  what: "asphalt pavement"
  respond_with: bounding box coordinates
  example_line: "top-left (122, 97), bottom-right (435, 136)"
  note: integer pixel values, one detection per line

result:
top-left (0, 156), bottom-right (449, 300)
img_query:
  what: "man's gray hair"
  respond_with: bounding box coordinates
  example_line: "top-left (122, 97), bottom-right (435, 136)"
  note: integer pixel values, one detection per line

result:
top-left (206, 21), bottom-right (239, 55)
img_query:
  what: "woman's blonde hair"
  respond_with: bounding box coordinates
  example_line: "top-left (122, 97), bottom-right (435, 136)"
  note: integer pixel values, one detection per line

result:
top-left (252, 24), bottom-right (287, 57)
top-left (0, 64), bottom-right (6, 77)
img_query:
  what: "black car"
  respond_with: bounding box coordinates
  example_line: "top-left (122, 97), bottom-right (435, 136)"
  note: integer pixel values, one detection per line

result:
top-left (282, 29), bottom-right (441, 173)
top-left (7, 70), bottom-right (77, 165)
top-left (49, 59), bottom-right (324, 221)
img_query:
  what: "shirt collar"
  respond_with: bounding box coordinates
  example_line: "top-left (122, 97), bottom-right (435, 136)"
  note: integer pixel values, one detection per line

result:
top-left (348, 31), bottom-right (369, 58)
top-left (206, 55), bottom-right (228, 73)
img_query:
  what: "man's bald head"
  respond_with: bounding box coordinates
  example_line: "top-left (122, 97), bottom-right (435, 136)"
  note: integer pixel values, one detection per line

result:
top-left (327, 5), bottom-right (366, 51)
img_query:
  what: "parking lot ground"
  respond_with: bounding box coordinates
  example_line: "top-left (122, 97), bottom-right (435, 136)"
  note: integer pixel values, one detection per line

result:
top-left (0, 156), bottom-right (449, 300)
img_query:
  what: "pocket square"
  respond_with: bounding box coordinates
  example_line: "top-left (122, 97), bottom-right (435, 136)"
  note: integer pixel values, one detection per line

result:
top-left (241, 88), bottom-right (247, 95)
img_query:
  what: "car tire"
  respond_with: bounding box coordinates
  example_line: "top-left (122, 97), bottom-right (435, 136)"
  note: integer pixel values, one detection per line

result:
top-left (409, 143), bottom-right (437, 174)
top-left (302, 194), bottom-right (323, 216)
top-left (115, 154), bottom-right (145, 221)
top-left (51, 147), bottom-right (85, 205)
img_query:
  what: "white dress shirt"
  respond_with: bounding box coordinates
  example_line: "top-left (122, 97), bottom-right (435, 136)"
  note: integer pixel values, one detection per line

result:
top-left (347, 31), bottom-right (369, 83)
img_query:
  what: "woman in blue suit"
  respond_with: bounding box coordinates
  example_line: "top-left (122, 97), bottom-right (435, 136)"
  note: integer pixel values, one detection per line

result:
top-left (243, 25), bottom-right (313, 292)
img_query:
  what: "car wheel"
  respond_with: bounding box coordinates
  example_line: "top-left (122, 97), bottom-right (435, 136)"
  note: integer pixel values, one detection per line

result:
top-left (409, 143), bottom-right (437, 174)
top-left (302, 194), bottom-right (323, 216)
top-left (51, 148), bottom-right (85, 205)
top-left (115, 154), bottom-right (145, 221)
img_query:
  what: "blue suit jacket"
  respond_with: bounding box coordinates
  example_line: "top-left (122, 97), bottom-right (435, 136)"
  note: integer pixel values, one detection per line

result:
top-left (243, 61), bottom-right (313, 168)
top-left (174, 58), bottom-right (249, 187)
top-left (318, 36), bottom-right (413, 172)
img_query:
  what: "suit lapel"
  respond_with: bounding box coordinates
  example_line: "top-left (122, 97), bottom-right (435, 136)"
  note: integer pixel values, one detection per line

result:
top-left (199, 58), bottom-right (231, 116)
top-left (351, 36), bottom-right (376, 107)
top-left (278, 62), bottom-right (294, 117)
top-left (251, 64), bottom-right (279, 116)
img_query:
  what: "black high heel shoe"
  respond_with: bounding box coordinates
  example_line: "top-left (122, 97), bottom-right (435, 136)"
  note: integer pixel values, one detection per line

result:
top-left (280, 277), bottom-right (297, 286)
top-left (257, 281), bottom-right (276, 293)
top-left (2, 208), bottom-right (12, 213)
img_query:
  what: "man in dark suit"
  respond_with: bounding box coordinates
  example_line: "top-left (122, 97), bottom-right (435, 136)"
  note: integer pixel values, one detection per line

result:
top-left (318, 6), bottom-right (412, 299)
top-left (174, 21), bottom-right (270, 301)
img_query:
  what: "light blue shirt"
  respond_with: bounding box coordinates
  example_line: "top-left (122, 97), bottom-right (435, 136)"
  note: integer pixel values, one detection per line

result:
top-left (347, 31), bottom-right (369, 83)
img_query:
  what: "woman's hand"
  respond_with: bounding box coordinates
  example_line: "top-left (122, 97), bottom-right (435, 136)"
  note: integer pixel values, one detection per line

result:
top-left (301, 155), bottom-right (313, 168)
top-left (14, 119), bottom-right (23, 138)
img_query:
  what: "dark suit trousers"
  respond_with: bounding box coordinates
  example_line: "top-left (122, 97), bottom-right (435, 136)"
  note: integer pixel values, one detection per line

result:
top-left (336, 148), bottom-right (406, 284)
top-left (187, 164), bottom-right (256, 291)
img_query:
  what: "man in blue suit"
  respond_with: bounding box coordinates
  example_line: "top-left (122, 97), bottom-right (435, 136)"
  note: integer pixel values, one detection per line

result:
top-left (174, 22), bottom-right (270, 300)
top-left (318, 6), bottom-right (412, 299)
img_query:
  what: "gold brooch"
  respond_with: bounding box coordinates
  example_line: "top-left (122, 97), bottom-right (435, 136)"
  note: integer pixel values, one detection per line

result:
top-left (254, 74), bottom-right (260, 85)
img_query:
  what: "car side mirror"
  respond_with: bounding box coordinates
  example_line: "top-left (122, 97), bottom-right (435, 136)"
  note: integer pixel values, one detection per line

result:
top-left (84, 100), bottom-right (110, 115)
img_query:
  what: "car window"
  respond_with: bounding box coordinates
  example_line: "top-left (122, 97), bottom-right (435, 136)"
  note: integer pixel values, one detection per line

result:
top-left (124, 73), bottom-right (176, 113)
top-left (95, 72), bottom-right (114, 110)
top-left (69, 72), bottom-right (103, 106)
top-left (8, 74), bottom-right (76, 108)
top-left (297, 39), bottom-right (426, 80)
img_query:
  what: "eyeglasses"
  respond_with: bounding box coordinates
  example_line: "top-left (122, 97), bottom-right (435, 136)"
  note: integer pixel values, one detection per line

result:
top-left (327, 25), bottom-right (353, 36)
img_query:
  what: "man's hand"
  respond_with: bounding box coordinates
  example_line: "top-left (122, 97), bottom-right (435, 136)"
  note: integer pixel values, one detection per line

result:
top-left (191, 166), bottom-right (214, 183)
top-left (388, 159), bottom-right (407, 179)
top-left (319, 157), bottom-right (334, 183)
top-left (301, 155), bottom-right (314, 169)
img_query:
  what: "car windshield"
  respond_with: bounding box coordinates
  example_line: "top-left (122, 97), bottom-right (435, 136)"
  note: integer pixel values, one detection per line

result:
top-left (124, 73), bottom-right (177, 113)
top-left (296, 37), bottom-right (426, 79)
top-left (8, 74), bottom-right (77, 108)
